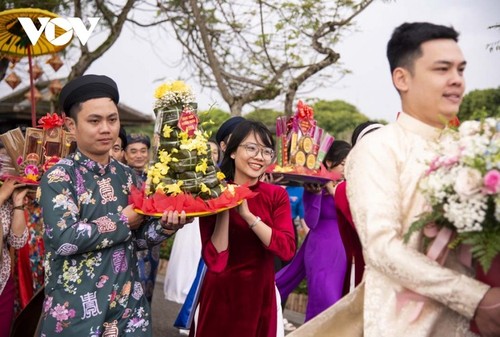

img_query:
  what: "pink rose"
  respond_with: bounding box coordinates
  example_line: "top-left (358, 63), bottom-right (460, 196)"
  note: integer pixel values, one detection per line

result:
top-left (483, 169), bottom-right (500, 194)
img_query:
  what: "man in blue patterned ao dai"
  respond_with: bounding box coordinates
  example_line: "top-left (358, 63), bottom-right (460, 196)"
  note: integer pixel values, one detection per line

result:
top-left (37, 74), bottom-right (188, 337)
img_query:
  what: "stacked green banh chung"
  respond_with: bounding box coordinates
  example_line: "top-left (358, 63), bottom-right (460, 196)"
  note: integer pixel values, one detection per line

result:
top-left (146, 80), bottom-right (226, 200)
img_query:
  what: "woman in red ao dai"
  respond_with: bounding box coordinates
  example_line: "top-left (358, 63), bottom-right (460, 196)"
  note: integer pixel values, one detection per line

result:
top-left (192, 120), bottom-right (296, 337)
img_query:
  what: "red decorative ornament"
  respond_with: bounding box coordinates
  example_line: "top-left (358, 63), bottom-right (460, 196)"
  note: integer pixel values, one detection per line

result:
top-left (42, 155), bottom-right (60, 172)
top-left (49, 79), bottom-right (63, 95)
top-left (37, 113), bottom-right (65, 129)
top-left (46, 54), bottom-right (63, 72)
top-left (297, 100), bottom-right (314, 120)
top-left (296, 100), bottom-right (315, 134)
top-left (5, 71), bottom-right (21, 89)
top-left (6, 55), bottom-right (21, 67)
top-left (24, 87), bottom-right (42, 102)
top-left (32, 63), bottom-right (44, 80)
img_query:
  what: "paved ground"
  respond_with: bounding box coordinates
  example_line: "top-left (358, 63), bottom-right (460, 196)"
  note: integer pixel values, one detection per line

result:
top-left (152, 264), bottom-right (305, 336)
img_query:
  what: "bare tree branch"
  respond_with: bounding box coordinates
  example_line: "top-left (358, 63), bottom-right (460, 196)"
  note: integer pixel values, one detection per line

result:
top-left (158, 0), bottom-right (375, 115)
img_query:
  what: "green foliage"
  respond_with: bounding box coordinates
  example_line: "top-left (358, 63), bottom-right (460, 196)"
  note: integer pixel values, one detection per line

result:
top-left (294, 279), bottom-right (308, 295)
top-left (464, 227), bottom-right (500, 272)
top-left (458, 87), bottom-right (500, 121)
top-left (198, 108), bottom-right (231, 138)
top-left (463, 198), bottom-right (500, 272)
top-left (404, 196), bottom-right (500, 273)
top-left (160, 0), bottom-right (374, 114)
top-left (239, 100), bottom-right (385, 144)
top-left (125, 124), bottom-right (154, 141)
top-left (159, 235), bottom-right (176, 260)
top-left (312, 100), bottom-right (370, 141)
top-left (244, 108), bottom-right (284, 129)
top-left (403, 210), bottom-right (445, 245)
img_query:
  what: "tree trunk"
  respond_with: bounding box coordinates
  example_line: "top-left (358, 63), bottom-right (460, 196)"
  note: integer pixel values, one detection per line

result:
top-left (229, 99), bottom-right (243, 116)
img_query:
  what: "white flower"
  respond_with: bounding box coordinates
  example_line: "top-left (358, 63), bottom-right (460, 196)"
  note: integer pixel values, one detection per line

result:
top-left (459, 120), bottom-right (481, 137)
top-left (454, 167), bottom-right (483, 197)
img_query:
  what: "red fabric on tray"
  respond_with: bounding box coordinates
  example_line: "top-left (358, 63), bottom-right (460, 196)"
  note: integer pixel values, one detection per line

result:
top-left (130, 184), bottom-right (257, 215)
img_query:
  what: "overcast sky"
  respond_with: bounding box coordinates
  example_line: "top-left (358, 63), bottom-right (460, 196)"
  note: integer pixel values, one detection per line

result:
top-left (2, 0), bottom-right (499, 124)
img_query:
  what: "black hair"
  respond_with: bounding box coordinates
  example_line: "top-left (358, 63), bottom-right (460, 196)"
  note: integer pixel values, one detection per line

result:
top-left (351, 121), bottom-right (383, 146)
top-left (207, 137), bottom-right (222, 165)
top-left (323, 140), bottom-right (351, 168)
top-left (126, 134), bottom-right (151, 149)
top-left (219, 120), bottom-right (274, 181)
top-left (67, 102), bottom-right (82, 121)
top-left (387, 22), bottom-right (459, 74)
top-left (118, 126), bottom-right (127, 149)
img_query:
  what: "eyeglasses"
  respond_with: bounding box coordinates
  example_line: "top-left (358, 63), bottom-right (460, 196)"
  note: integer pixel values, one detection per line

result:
top-left (239, 143), bottom-right (275, 160)
top-left (111, 145), bottom-right (123, 152)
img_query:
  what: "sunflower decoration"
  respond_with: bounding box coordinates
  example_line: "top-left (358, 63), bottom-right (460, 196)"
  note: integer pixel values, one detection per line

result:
top-left (131, 81), bottom-right (255, 216)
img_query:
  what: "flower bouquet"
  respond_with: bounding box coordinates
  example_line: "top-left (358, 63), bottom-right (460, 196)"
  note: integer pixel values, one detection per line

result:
top-left (405, 118), bottom-right (500, 334)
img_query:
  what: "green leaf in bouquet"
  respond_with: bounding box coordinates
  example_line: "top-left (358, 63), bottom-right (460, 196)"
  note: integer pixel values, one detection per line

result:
top-left (403, 210), bottom-right (443, 243)
top-left (461, 228), bottom-right (500, 272)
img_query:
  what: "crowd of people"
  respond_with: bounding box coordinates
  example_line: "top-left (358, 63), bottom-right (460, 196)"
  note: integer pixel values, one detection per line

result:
top-left (0, 20), bottom-right (498, 337)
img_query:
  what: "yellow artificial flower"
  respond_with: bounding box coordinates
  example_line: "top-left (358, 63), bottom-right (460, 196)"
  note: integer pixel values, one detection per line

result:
top-left (158, 150), bottom-right (173, 165)
top-left (179, 130), bottom-right (209, 155)
top-left (154, 162), bottom-right (170, 175)
top-left (199, 183), bottom-right (211, 195)
top-left (216, 171), bottom-right (226, 181)
top-left (162, 125), bottom-right (173, 138)
top-left (154, 83), bottom-right (171, 99)
top-left (165, 181), bottom-right (184, 195)
top-left (178, 131), bottom-right (189, 143)
top-left (195, 158), bottom-right (208, 174)
top-left (171, 80), bottom-right (190, 93)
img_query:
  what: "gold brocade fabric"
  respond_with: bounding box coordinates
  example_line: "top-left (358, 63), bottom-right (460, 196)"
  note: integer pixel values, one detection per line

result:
top-left (291, 113), bottom-right (489, 337)
top-left (288, 282), bottom-right (365, 337)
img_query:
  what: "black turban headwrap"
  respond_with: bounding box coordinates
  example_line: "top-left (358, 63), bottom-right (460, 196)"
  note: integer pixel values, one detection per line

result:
top-left (215, 116), bottom-right (246, 145)
top-left (59, 74), bottom-right (120, 114)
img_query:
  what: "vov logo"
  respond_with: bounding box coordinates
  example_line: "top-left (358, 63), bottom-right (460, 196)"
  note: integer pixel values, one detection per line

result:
top-left (18, 17), bottom-right (100, 46)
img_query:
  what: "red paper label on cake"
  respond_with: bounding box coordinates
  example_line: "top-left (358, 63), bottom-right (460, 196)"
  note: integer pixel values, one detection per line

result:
top-left (299, 119), bottom-right (312, 134)
top-left (178, 107), bottom-right (199, 136)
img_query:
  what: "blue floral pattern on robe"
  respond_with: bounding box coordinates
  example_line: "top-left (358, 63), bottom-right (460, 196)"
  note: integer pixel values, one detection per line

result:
top-left (37, 150), bottom-right (170, 337)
